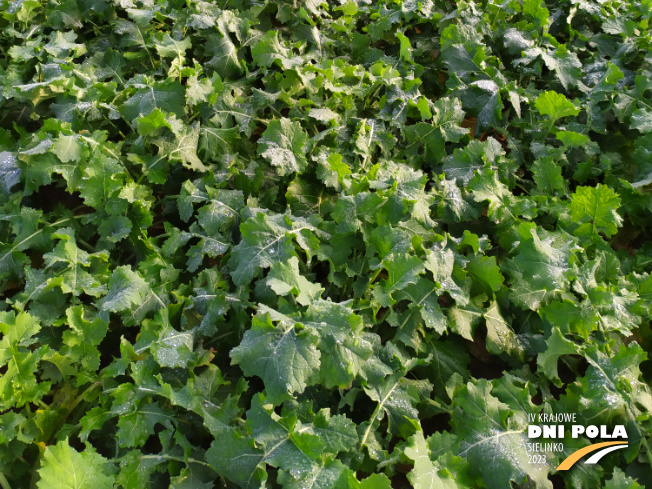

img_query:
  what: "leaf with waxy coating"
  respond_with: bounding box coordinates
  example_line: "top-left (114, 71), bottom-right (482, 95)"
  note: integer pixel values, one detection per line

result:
top-left (230, 312), bottom-right (320, 404)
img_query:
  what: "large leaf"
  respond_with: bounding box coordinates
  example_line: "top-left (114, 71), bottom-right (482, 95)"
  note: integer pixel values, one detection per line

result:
top-left (502, 223), bottom-right (578, 310)
top-left (230, 311), bottom-right (320, 404)
top-left (451, 380), bottom-right (552, 489)
top-left (37, 439), bottom-right (116, 489)
top-left (228, 213), bottom-right (298, 286)
top-left (257, 118), bottom-right (309, 176)
top-left (122, 81), bottom-right (185, 121)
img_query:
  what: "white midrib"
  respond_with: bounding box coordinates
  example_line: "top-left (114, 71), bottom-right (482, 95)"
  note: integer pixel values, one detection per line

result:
top-left (359, 379), bottom-right (400, 449)
top-left (459, 429), bottom-right (524, 457)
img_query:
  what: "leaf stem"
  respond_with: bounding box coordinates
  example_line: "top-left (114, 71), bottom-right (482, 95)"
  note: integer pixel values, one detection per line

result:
top-left (543, 118), bottom-right (556, 140)
top-left (0, 214), bottom-right (88, 267)
top-left (76, 236), bottom-right (96, 252)
top-left (47, 382), bottom-right (102, 446)
top-left (109, 453), bottom-right (214, 469)
top-left (359, 404), bottom-right (380, 449)
top-left (0, 472), bottom-right (12, 489)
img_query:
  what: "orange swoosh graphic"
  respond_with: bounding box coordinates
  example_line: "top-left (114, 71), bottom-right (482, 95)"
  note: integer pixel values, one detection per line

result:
top-left (556, 441), bottom-right (628, 470)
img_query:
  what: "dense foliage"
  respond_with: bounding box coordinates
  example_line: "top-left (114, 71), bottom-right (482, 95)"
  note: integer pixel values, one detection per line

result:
top-left (1, 0), bottom-right (652, 487)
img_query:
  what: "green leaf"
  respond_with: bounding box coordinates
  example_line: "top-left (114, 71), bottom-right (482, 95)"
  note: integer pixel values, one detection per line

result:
top-left (380, 253), bottom-right (425, 302)
top-left (230, 312), bottom-right (320, 404)
top-left (451, 380), bottom-right (552, 489)
top-left (604, 468), bottom-right (643, 489)
top-left (440, 24), bottom-right (485, 73)
top-left (98, 215), bottom-right (132, 245)
top-left (570, 343), bottom-right (652, 464)
top-left (394, 278), bottom-right (447, 335)
top-left (151, 318), bottom-right (195, 369)
top-left (114, 19), bottom-right (149, 48)
top-left (503, 223), bottom-right (577, 310)
top-left (99, 265), bottom-right (149, 312)
top-left (302, 300), bottom-right (375, 388)
top-left (122, 81), bottom-right (185, 121)
top-left (0, 152), bottom-right (20, 197)
top-left (309, 409), bottom-right (358, 453)
top-left (116, 451), bottom-right (165, 489)
top-left (537, 327), bottom-right (580, 386)
top-left (153, 33), bottom-right (191, 59)
top-left (468, 168), bottom-right (517, 222)
top-left (117, 401), bottom-right (173, 447)
top-left (0, 310), bottom-right (50, 410)
top-left (251, 31), bottom-right (301, 69)
top-left (534, 91), bottom-right (580, 123)
top-left (541, 300), bottom-right (597, 338)
top-left (435, 177), bottom-right (477, 222)
top-left (43, 228), bottom-right (108, 297)
top-left (425, 245), bottom-right (469, 306)
top-left (154, 122), bottom-right (209, 172)
top-left (205, 33), bottom-right (243, 78)
top-left (267, 256), bottom-right (323, 306)
top-left (186, 74), bottom-right (215, 106)
top-left (404, 97), bottom-right (467, 162)
top-left (351, 473), bottom-right (393, 489)
top-left (466, 255), bottom-right (504, 295)
top-left (484, 301), bottom-right (521, 358)
top-left (37, 439), bottom-right (116, 489)
top-left (523, 0), bottom-right (549, 25)
top-left (541, 47), bottom-right (582, 90)
top-left (257, 118), bottom-right (309, 176)
top-left (228, 213), bottom-right (297, 286)
top-left (0, 310), bottom-right (40, 362)
top-left (52, 135), bottom-right (83, 163)
top-left (362, 371), bottom-right (432, 441)
top-left (420, 338), bottom-right (469, 400)
top-left (206, 426), bottom-right (266, 488)
top-left (556, 130), bottom-right (590, 147)
top-left (277, 459), bottom-right (350, 489)
top-left (76, 155), bottom-right (126, 207)
top-left (465, 80), bottom-right (503, 134)
top-left (45, 31), bottom-right (86, 58)
top-left (630, 108), bottom-right (652, 133)
top-left (135, 107), bottom-right (175, 137)
top-left (532, 157), bottom-right (564, 194)
top-left (331, 192), bottom-right (386, 233)
top-left (443, 138), bottom-right (504, 184)
top-left (62, 306), bottom-right (108, 378)
top-left (404, 430), bottom-right (451, 489)
top-left (568, 184), bottom-right (623, 238)
top-left (208, 394), bottom-right (324, 486)
top-left (198, 126), bottom-right (240, 165)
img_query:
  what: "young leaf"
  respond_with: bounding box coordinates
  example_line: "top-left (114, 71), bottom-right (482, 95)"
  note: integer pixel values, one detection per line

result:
top-left (37, 439), bottom-right (116, 489)
top-left (537, 327), bottom-right (581, 386)
top-left (534, 91), bottom-right (579, 127)
top-left (267, 256), bottom-right (323, 306)
top-left (568, 184), bottom-right (622, 238)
